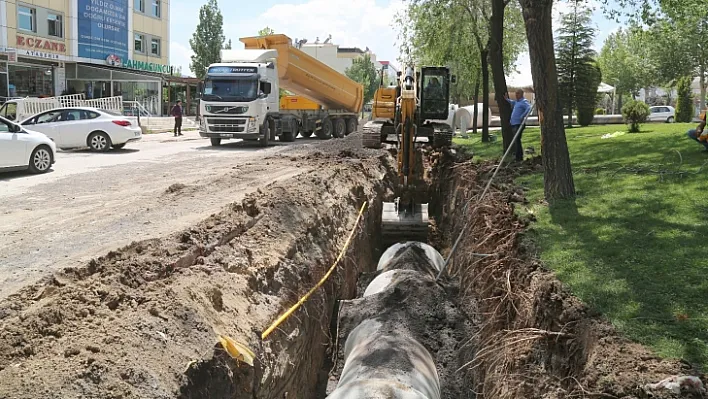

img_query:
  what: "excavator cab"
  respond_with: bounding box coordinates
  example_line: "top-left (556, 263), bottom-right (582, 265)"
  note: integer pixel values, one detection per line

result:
top-left (419, 67), bottom-right (452, 121)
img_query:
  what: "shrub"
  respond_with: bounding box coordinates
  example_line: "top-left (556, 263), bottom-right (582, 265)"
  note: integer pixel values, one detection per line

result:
top-left (577, 107), bottom-right (595, 126)
top-left (675, 75), bottom-right (694, 123)
top-left (621, 99), bottom-right (650, 133)
top-left (595, 108), bottom-right (606, 115)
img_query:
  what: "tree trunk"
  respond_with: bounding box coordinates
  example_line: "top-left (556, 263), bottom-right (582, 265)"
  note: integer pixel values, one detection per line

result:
top-left (482, 48), bottom-right (490, 142)
top-left (519, 0), bottom-right (575, 200)
top-left (473, 69), bottom-right (480, 136)
top-left (488, 0), bottom-right (513, 152)
top-left (700, 67), bottom-right (706, 113)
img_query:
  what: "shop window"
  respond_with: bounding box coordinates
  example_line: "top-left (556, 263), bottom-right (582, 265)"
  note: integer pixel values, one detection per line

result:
top-left (18, 6), bottom-right (36, 33)
top-left (134, 33), bottom-right (144, 53)
top-left (47, 13), bottom-right (63, 38)
top-left (151, 38), bottom-right (161, 56)
top-left (152, 0), bottom-right (160, 17)
top-left (135, 0), bottom-right (144, 13)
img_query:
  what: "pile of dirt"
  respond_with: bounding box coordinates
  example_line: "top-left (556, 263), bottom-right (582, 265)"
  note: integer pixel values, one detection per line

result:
top-left (0, 134), bottom-right (396, 399)
top-left (429, 149), bottom-right (706, 399)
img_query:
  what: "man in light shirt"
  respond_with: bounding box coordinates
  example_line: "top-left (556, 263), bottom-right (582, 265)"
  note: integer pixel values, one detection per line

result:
top-left (505, 89), bottom-right (532, 162)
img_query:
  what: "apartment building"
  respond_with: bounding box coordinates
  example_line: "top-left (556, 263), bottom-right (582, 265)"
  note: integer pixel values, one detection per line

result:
top-left (298, 37), bottom-right (391, 78)
top-left (0, 0), bottom-right (174, 114)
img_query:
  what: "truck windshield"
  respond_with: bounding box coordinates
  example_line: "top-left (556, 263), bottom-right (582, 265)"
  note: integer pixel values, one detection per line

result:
top-left (203, 79), bottom-right (258, 101)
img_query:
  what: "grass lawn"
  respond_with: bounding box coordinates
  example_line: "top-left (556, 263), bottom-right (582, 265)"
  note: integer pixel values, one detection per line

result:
top-left (455, 122), bottom-right (708, 371)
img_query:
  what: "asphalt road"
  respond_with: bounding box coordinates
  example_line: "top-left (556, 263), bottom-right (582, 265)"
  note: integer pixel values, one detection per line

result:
top-left (0, 130), bottom-right (313, 298)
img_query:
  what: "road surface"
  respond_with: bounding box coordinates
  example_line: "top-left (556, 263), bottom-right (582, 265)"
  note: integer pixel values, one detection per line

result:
top-left (0, 130), bottom-right (314, 298)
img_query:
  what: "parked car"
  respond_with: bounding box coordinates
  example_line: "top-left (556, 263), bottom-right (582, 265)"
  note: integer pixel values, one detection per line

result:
top-left (648, 105), bottom-right (676, 123)
top-left (0, 115), bottom-right (56, 174)
top-left (19, 107), bottom-right (142, 151)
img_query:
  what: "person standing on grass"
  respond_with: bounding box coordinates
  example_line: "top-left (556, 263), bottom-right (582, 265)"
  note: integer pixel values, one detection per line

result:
top-left (171, 100), bottom-right (184, 137)
top-left (686, 110), bottom-right (707, 151)
top-left (504, 89), bottom-right (532, 162)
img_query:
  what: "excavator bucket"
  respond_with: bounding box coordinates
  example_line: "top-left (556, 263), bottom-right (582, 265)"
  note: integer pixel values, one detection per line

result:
top-left (381, 199), bottom-right (429, 245)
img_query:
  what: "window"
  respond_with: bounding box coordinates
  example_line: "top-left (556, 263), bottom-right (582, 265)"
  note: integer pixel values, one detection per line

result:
top-left (151, 0), bottom-right (160, 17)
top-left (2, 103), bottom-right (17, 120)
top-left (134, 0), bottom-right (144, 12)
top-left (18, 6), bottom-right (36, 32)
top-left (151, 38), bottom-right (161, 56)
top-left (47, 13), bottom-right (63, 38)
top-left (134, 33), bottom-right (144, 53)
top-left (86, 111), bottom-right (101, 119)
top-left (61, 110), bottom-right (82, 122)
top-left (24, 110), bottom-right (62, 125)
top-left (0, 120), bottom-right (10, 133)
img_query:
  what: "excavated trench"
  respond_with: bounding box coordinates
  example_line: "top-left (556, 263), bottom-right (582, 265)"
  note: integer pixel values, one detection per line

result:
top-left (0, 133), bottom-right (703, 399)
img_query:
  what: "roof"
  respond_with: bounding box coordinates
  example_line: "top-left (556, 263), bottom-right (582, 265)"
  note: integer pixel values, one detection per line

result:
top-left (337, 47), bottom-right (365, 54)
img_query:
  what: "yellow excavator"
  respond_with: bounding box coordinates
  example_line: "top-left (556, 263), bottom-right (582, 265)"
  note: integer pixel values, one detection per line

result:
top-left (363, 65), bottom-right (455, 245)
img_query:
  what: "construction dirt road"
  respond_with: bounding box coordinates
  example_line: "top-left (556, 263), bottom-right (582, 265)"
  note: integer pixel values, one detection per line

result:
top-left (0, 131), bottom-right (316, 299)
top-left (0, 130), bottom-right (704, 399)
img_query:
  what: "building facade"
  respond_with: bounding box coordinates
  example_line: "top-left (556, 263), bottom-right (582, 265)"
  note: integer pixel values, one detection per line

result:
top-left (298, 39), bottom-right (389, 77)
top-left (0, 0), bottom-right (175, 114)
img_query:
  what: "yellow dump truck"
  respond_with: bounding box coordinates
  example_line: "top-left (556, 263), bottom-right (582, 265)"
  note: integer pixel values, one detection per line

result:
top-left (198, 34), bottom-right (364, 146)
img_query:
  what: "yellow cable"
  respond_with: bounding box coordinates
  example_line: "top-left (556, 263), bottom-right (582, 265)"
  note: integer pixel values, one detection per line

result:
top-left (261, 201), bottom-right (368, 340)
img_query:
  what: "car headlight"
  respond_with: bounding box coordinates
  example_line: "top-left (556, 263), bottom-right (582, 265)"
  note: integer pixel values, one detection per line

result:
top-left (248, 117), bottom-right (257, 132)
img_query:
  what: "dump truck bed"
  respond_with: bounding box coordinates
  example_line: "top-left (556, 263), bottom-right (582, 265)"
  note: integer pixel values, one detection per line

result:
top-left (240, 34), bottom-right (363, 113)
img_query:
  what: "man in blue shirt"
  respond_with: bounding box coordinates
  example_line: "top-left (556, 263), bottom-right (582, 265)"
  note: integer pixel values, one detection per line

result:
top-left (504, 89), bottom-right (532, 161)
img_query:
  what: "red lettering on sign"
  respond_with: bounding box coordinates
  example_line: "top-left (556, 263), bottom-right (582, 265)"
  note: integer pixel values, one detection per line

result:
top-left (16, 34), bottom-right (66, 53)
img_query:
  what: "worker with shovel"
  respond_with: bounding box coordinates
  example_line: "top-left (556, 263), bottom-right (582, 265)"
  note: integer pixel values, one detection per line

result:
top-left (687, 110), bottom-right (707, 151)
top-left (504, 89), bottom-right (532, 161)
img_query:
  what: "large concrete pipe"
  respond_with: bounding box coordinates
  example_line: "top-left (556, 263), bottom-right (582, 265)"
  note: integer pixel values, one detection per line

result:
top-left (327, 242), bottom-right (445, 399)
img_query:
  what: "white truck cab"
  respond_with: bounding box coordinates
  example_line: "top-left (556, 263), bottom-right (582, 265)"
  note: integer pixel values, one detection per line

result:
top-left (198, 49), bottom-right (298, 146)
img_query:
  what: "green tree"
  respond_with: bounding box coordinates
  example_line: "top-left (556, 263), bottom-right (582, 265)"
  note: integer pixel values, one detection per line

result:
top-left (258, 27), bottom-right (275, 36)
top-left (576, 62), bottom-right (602, 126)
top-left (518, 0), bottom-right (576, 200)
top-left (597, 28), bottom-right (654, 109)
top-left (555, 1), bottom-right (598, 127)
top-left (189, 0), bottom-right (227, 79)
top-left (621, 99), bottom-right (650, 132)
top-left (600, 0), bottom-right (708, 110)
top-left (345, 53), bottom-right (378, 110)
top-left (396, 0), bottom-right (526, 142)
top-left (675, 76), bottom-right (694, 122)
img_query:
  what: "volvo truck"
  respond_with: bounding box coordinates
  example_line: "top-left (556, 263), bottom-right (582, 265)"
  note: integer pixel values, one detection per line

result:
top-left (198, 34), bottom-right (364, 146)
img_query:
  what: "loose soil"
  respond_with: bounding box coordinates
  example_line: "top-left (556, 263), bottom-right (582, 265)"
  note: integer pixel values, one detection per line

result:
top-left (0, 131), bottom-right (705, 399)
top-left (0, 134), bottom-right (395, 398)
top-left (429, 151), bottom-right (706, 398)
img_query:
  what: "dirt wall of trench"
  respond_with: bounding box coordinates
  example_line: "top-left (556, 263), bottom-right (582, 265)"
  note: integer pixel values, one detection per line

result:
top-left (429, 150), bottom-right (706, 399)
top-left (0, 137), bottom-right (396, 399)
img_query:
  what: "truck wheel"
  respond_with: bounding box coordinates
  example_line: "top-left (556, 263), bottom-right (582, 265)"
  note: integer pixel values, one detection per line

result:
top-left (301, 130), bottom-right (313, 138)
top-left (333, 118), bottom-right (346, 138)
top-left (317, 118), bottom-right (333, 139)
top-left (210, 138), bottom-right (222, 146)
top-left (281, 129), bottom-right (296, 142)
top-left (346, 118), bottom-right (358, 135)
top-left (259, 122), bottom-right (270, 147)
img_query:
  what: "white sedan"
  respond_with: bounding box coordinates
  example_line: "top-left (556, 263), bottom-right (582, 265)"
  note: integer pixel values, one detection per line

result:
top-left (19, 107), bottom-right (142, 151)
top-left (648, 105), bottom-right (676, 123)
top-left (0, 115), bottom-right (56, 174)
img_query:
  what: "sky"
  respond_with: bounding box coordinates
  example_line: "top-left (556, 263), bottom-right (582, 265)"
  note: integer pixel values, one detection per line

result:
top-left (169, 0), bottom-right (621, 86)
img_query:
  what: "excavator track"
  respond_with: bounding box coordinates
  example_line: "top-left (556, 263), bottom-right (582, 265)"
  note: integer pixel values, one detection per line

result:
top-left (362, 121), bottom-right (384, 149)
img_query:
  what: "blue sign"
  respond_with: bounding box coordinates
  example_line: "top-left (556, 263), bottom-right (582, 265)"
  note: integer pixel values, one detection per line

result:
top-left (78, 0), bottom-right (128, 61)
